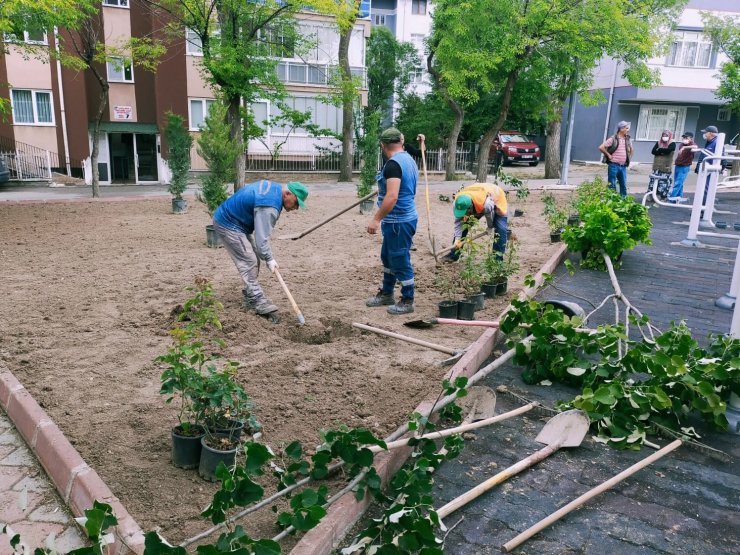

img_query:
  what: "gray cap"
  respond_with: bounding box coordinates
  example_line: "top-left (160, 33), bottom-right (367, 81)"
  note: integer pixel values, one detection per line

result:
top-left (617, 121), bottom-right (631, 131)
top-left (701, 125), bottom-right (718, 134)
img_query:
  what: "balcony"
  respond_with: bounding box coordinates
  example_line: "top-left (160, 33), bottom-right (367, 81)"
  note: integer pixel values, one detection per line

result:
top-left (276, 61), bottom-right (367, 89)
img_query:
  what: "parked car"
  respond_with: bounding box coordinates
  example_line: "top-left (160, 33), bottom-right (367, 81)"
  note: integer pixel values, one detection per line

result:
top-left (0, 157), bottom-right (9, 184)
top-left (490, 131), bottom-right (541, 167)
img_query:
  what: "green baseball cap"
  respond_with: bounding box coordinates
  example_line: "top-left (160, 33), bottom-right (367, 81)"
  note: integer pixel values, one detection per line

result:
top-left (379, 127), bottom-right (403, 144)
top-left (287, 181), bottom-right (308, 209)
top-left (453, 194), bottom-right (472, 218)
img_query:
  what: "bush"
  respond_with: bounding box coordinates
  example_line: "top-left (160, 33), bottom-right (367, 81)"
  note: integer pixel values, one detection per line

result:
top-left (164, 112), bottom-right (193, 200)
top-left (197, 101), bottom-right (240, 214)
top-left (562, 178), bottom-right (652, 270)
top-left (358, 110), bottom-right (381, 197)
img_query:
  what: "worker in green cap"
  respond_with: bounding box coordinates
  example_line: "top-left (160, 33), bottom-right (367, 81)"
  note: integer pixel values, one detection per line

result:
top-left (213, 180), bottom-right (308, 315)
top-left (443, 182), bottom-right (508, 263)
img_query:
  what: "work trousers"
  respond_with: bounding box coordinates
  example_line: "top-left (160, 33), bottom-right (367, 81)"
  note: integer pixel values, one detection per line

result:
top-left (213, 221), bottom-right (266, 302)
top-left (380, 219), bottom-right (417, 300)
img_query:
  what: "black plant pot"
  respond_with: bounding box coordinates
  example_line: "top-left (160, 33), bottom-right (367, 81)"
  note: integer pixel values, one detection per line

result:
top-left (206, 224), bottom-right (223, 248)
top-left (171, 425), bottom-right (205, 470)
top-left (514, 208), bottom-right (524, 217)
top-left (172, 198), bottom-right (188, 214)
top-left (467, 292), bottom-right (486, 311)
top-left (716, 221), bottom-right (728, 229)
top-left (457, 299), bottom-right (476, 321)
top-left (481, 282), bottom-right (498, 298)
top-left (359, 199), bottom-right (375, 214)
top-left (438, 300), bottom-right (458, 318)
top-left (495, 280), bottom-right (508, 295)
top-left (208, 419), bottom-right (245, 441)
top-left (567, 215), bottom-right (579, 226)
top-left (550, 231), bottom-right (561, 243)
top-left (199, 434), bottom-right (238, 482)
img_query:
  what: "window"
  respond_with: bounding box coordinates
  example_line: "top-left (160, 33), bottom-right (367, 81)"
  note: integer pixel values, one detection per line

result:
top-left (4, 29), bottom-right (47, 45)
top-left (718, 108), bottom-right (731, 122)
top-left (374, 14), bottom-right (386, 25)
top-left (107, 57), bottom-right (134, 82)
top-left (667, 31), bottom-right (712, 68)
top-left (411, 0), bottom-right (427, 15)
top-left (11, 89), bottom-right (54, 125)
top-left (189, 98), bottom-right (216, 129)
top-left (262, 27), bottom-right (295, 58)
top-left (635, 105), bottom-right (686, 141)
top-left (410, 67), bottom-right (424, 84)
top-left (186, 28), bottom-right (203, 55)
top-left (103, 0), bottom-right (129, 7)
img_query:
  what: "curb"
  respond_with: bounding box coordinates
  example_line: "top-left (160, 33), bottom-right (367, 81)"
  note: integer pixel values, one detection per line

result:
top-left (0, 370), bottom-right (145, 555)
top-left (290, 243), bottom-right (569, 554)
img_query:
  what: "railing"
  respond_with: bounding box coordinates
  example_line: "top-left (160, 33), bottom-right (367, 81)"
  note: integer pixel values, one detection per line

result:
top-left (0, 135), bottom-right (84, 180)
top-left (276, 61), bottom-right (367, 88)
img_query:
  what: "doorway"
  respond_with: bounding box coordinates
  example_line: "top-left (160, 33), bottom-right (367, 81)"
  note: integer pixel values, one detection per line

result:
top-left (108, 133), bottom-right (159, 183)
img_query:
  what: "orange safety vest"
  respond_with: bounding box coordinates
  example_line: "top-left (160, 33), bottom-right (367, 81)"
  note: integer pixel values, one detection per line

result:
top-left (458, 183), bottom-right (508, 216)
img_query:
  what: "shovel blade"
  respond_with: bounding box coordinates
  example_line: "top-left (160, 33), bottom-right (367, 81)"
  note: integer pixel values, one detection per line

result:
top-left (277, 233), bottom-right (302, 241)
top-left (458, 386), bottom-right (497, 421)
top-left (403, 319), bottom-right (436, 329)
top-left (535, 409), bottom-right (590, 448)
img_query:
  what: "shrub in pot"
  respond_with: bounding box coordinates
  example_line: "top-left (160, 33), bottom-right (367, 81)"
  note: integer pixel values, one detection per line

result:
top-left (164, 112), bottom-right (193, 214)
top-left (357, 110), bottom-right (380, 214)
top-left (562, 177), bottom-right (652, 271)
top-left (459, 226), bottom-right (485, 312)
top-left (434, 267), bottom-right (459, 318)
top-left (542, 192), bottom-right (567, 243)
top-left (484, 238), bottom-right (519, 295)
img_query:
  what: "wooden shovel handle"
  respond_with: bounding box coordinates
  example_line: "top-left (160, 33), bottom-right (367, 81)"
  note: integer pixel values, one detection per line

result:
top-left (370, 403), bottom-right (536, 453)
top-left (436, 318), bottom-right (499, 328)
top-left (501, 439), bottom-right (683, 552)
top-left (274, 269), bottom-right (305, 324)
top-left (352, 322), bottom-right (459, 355)
top-left (437, 442), bottom-right (561, 519)
top-left (293, 190), bottom-right (378, 239)
top-left (436, 231), bottom-right (489, 258)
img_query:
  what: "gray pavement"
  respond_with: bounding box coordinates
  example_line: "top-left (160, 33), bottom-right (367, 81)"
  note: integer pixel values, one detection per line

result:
top-left (436, 194), bottom-right (740, 554)
top-left (0, 408), bottom-right (86, 554)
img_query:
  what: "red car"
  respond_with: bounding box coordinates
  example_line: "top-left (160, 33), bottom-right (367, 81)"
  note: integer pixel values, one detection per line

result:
top-left (491, 131), bottom-right (541, 167)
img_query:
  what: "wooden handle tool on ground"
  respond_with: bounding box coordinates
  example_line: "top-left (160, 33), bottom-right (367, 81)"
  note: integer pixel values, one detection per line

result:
top-left (274, 269), bottom-right (305, 325)
top-left (278, 191), bottom-right (378, 240)
top-left (436, 231), bottom-right (488, 259)
top-left (352, 322), bottom-right (460, 355)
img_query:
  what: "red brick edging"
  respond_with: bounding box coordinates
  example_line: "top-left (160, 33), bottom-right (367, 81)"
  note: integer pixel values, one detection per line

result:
top-left (0, 371), bottom-right (145, 555)
top-left (290, 243), bottom-right (569, 554)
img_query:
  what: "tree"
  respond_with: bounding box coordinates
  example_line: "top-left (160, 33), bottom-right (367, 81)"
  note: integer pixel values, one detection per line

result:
top-left (164, 112), bottom-right (193, 201)
top-left (198, 100), bottom-right (239, 214)
top-left (432, 0), bottom-right (686, 182)
top-left (365, 25), bottom-right (418, 119)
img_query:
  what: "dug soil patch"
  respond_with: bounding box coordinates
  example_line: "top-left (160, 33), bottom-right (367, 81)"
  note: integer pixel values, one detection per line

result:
top-left (0, 187), bottom-right (560, 546)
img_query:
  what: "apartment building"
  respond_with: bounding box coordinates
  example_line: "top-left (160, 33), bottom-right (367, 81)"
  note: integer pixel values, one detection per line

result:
top-left (569, 0), bottom-right (739, 164)
top-left (0, 1), bottom-right (370, 184)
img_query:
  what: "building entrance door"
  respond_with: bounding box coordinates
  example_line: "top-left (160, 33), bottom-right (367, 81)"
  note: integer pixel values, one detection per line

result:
top-left (134, 133), bottom-right (159, 182)
top-left (108, 133), bottom-right (135, 184)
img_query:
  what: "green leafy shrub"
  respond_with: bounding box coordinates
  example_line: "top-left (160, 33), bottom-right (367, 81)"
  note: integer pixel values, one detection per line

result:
top-left (562, 178), bottom-right (652, 270)
top-left (541, 191), bottom-right (567, 233)
top-left (164, 112), bottom-right (193, 200)
top-left (358, 110), bottom-right (381, 197)
top-left (198, 101), bottom-right (239, 214)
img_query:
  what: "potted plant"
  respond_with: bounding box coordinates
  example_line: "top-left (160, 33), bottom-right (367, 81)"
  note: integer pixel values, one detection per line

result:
top-left (197, 101), bottom-right (239, 248)
top-left (481, 240), bottom-right (504, 298)
top-left (164, 112), bottom-right (193, 214)
top-left (458, 227), bottom-right (485, 314)
top-left (547, 206), bottom-right (567, 243)
top-left (357, 110), bottom-right (381, 214)
top-left (434, 267), bottom-right (458, 318)
top-left (487, 239), bottom-right (519, 295)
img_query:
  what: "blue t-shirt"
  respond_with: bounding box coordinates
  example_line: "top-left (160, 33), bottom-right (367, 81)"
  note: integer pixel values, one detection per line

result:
top-left (376, 151), bottom-right (418, 223)
top-left (213, 180), bottom-right (283, 234)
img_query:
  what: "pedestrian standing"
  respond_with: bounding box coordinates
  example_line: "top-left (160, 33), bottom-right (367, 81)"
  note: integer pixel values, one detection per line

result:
top-left (598, 121), bottom-right (633, 197)
top-left (366, 127), bottom-right (419, 315)
top-left (669, 131), bottom-right (695, 202)
top-left (695, 126), bottom-right (719, 206)
top-left (213, 180), bottom-right (308, 315)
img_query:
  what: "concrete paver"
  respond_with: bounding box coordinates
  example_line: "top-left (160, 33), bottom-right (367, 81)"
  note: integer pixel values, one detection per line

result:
top-left (0, 408), bottom-right (85, 555)
top-left (436, 193), bottom-right (740, 554)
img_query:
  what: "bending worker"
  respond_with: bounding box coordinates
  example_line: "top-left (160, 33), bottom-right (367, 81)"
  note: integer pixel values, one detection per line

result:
top-left (365, 127), bottom-right (419, 315)
top-left (443, 182), bottom-right (508, 263)
top-left (213, 180), bottom-right (308, 315)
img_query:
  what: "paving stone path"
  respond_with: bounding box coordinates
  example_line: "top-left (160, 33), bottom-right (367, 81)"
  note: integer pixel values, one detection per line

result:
top-left (0, 408), bottom-right (86, 555)
top-left (436, 194), bottom-right (740, 554)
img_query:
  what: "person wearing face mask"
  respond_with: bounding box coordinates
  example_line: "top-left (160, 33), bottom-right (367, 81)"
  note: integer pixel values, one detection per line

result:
top-left (668, 131), bottom-right (696, 202)
top-left (695, 126), bottom-right (719, 206)
top-left (647, 130), bottom-right (675, 199)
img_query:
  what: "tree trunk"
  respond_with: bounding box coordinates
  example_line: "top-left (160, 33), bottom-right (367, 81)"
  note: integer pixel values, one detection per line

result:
top-left (227, 94), bottom-right (245, 191)
top-left (476, 70), bottom-right (518, 182)
top-left (338, 25), bottom-right (354, 182)
top-left (445, 101), bottom-right (464, 180)
top-left (544, 117), bottom-right (562, 179)
top-left (89, 81), bottom-right (109, 198)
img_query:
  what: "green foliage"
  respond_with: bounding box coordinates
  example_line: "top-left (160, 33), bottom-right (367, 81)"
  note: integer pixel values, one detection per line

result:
top-left (494, 168), bottom-right (528, 200)
top-left (433, 266), bottom-right (458, 302)
top-left (458, 221), bottom-right (485, 295)
top-left (702, 13), bottom-right (740, 113)
top-left (165, 112), bottom-right (194, 199)
top-left (366, 25), bottom-right (419, 116)
top-left (198, 101), bottom-right (239, 214)
top-left (562, 178), bottom-right (652, 270)
top-left (483, 238), bottom-right (518, 284)
top-left (358, 110), bottom-right (381, 197)
top-left (542, 192), bottom-right (567, 232)
top-left (395, 91), bottom-right (456, 150)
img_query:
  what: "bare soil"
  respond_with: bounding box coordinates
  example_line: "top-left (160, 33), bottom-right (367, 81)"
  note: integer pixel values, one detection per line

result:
top-left (0, 187), bottom-right (560, 547)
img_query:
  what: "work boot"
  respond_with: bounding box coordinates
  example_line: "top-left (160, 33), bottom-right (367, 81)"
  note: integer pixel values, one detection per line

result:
top-left (366, 290), bottom-right (395, 307)
top-left (254, 298), bottom-right (278, 315)
top-left (442, 254), bottom-right (458, 264)
top-left (242, 295), bottom-right (257, 310)
top-left (387, 298), bottom-right (414, 315)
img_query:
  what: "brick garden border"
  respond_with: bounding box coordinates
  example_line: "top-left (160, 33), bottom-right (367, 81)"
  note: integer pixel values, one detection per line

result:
top-left (0, 370), bottom-right (145, 555)
top-left (290, 243), bottom-right (568, 554)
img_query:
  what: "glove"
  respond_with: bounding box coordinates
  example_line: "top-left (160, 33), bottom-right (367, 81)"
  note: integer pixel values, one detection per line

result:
top-left (454, 240), bottom-right (463, 250)
top-left (267, 259), bottom-right (279, 273)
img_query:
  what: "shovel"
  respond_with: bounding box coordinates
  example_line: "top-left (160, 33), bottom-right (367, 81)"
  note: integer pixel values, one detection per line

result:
top-left (352, 322), bottom-right (465, 365)
top-left (404, 318), bottom-right (500, 330)
top-left (274, 268), bottom-right (305, 326)
top-left (436, 231), bottom-right (488, 260)
top-left (419, 137), bottom-right (439, 263)
top-left (278, 190), bottom-right (378, 240)
top-left (436, 409), bottom-right (590, 519)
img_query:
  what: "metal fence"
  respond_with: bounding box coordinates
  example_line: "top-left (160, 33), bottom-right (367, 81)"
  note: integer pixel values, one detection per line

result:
top-left (0, 135), bottom-right (84, 181)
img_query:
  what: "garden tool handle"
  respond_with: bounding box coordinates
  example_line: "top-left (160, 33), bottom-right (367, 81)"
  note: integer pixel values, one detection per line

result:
top-left (419, 137), bottom-right (439, 263)
top-left (352, 323), bottom-right (458, 355)
top-left (437, 442), bottom-right (561, 519)
top-left (436, 318), bottom-right (499, 328)
top-left (274, 269), bottom-right (305, 325)
top-left (369, 403), bottom-right (536, 453)
top-left (501, 439), bottom-right (683, 553)
top-left (293, 191), bottom-right (378, 239)
top-left (437, 231), bottom-right (488, 258)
